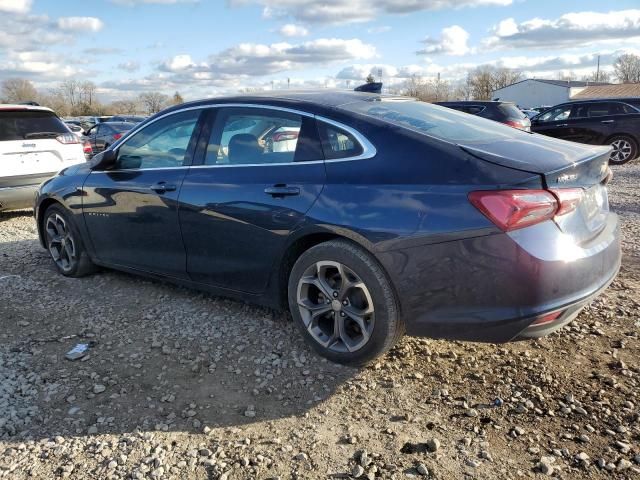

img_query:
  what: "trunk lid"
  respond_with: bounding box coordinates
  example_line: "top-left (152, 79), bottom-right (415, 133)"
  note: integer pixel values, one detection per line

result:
top-left (459, 137), bottom-right (612, 243)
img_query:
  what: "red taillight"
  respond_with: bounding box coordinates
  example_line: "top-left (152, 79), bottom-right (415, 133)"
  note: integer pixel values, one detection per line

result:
top-left (550, 188), bottom-right (583, 216)
top-left (83, 140), bottom-right (92, 154)
top-left (272, 131), bottom-right (298, 142)
top-left (56, 133), bottom-right (80, 144)
top-left (113, 133), bottom-right (123, 140)
top-left (469, 188), bottom-right (585, 231)
top-left (469, 190), bottom-right (557, 231)
top-left (531, 310), bottom-right (563, 326)
top-left (504, 120), bottom-right (530, 131)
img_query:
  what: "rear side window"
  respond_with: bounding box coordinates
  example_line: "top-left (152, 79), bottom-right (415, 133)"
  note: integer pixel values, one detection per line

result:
top-left (0, 110), bottom-right (68, 141)
top-left (611, 103), bottom-right (639, 115)
top-left (317, 121), bottom-right (363, 160)
top-left (341, 99), bottom-right (522, 143)
top-left (587, 104), bottom-right (611, 117)
top-left (537, 105), bottom-right (571, 123)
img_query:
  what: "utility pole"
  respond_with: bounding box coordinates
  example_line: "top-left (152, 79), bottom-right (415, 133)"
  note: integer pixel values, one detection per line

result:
top-left (287, 78), bottom-right (290, 89)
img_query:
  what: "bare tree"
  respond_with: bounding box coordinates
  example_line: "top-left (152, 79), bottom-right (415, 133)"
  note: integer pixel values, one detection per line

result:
top-left (110, 99), bottom-right (139, 115)
top-left (1, 78), bottom-right (38, 103)
top-left (468, 67), bottom-right (495, 100)
top-left (581, 71), bottom-right (611, 83)
top-left (492, 67), bottom-right (523, 91)
top-left (37, 90), bottom-right (69, 116)
top-left (58, 80), bottom-right (81, 109)
top-left (453, 74), bottom-right (473, 100)
top-left (169, 91), bottom-right (184, 106)
top-left (139, 92), bottom-right (168, 114)
top-left (79, 81), bottom-right (97, 106)
top-left (402, 76), bottom-right (452, 102)
top-left (613, 54), bottom-right (640, 83)
top-left (365, 73), bottom-right (375, 84)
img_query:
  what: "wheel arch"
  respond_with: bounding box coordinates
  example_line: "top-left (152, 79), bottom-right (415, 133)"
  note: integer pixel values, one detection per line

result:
top-left (604, 132), bottom-right (639, 147)
top-left (274, 229), bottom-right (401, 316)
top-left (36, 198), bottom-right (63, 248)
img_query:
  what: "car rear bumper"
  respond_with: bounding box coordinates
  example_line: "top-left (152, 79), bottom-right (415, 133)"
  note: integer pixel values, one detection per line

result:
top-left (0, 173), bottom-right (57, 211)
top-left (378, 213), bottom-right (621, 343)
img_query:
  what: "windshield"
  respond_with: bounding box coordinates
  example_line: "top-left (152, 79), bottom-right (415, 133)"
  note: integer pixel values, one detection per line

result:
top-left (0, 110), bottom-right (68, 141)
top-left (340, 99), bottom-right (524, 144)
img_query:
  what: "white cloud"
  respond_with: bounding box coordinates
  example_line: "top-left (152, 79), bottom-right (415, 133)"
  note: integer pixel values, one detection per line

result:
top-left (118, 60), bottom-right (141, 72)
top-left (161, 54), bottom-right (195, 72)
top-left (367, 25), bottom-right (391, 34)
top-left (418, 25), bottom-right (471, 56)
top-left (485, 9), bottom-right (640, 49)
top-left (231, 0), bottom-right (512, 25)
top-left (158, 38), bottom-right (376, 77)
top-left (57, 17), bottom-right (104, 32)
top-left (278, 23), bottom-right (309, 37)
top-left (110, 0), bottom-right (197, 5)
top-left (0, 0), bottom-right (31, 13)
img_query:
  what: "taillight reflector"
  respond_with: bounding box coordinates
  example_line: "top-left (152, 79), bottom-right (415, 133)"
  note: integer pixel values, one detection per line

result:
top-left (531, 310), bottom-right (563, 326)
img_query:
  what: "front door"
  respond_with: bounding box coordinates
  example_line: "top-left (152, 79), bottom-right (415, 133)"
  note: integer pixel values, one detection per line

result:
top-left (82, 109), bottom-right (204, 277)
top-left (531, 104), bottom-right (573, 140)
top-left (179, 106), bottom-right (326, 293)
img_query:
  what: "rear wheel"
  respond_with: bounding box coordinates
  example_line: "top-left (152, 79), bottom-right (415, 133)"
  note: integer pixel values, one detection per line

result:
top-left (44, 205), bottom-right (96, 277)
top-left (608, 135), bottom-right (638, 165)
top-left (288, 240), bottom-right (403, 366)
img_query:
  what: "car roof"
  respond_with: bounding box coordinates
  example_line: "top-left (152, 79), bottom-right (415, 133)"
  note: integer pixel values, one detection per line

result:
top-left (435, 101), bottom-right (514, 106)
top-left (0, 104), bottom-right (54, 113)
top-left (163, 90), bottom-right (408, 113)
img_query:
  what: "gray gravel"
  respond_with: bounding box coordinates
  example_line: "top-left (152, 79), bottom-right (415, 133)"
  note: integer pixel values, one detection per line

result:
top-left (0, 160), bottom-right (639, 479)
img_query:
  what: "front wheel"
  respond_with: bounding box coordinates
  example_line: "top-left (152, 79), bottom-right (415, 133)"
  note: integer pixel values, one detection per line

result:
top-left (44, 205), bottom-right (96, 277)
top-left (288, 240), bottom-right (403, 366)
top-left (608, 135), bottom-right (638, 165)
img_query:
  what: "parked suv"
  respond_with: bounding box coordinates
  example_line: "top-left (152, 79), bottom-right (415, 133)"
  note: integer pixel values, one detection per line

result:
top-left (531, 99), bottom-right (640, 165)
top-left (0, 105), bottom-right (86, 211)
top-left (434, 101), bottom-right (531, 131)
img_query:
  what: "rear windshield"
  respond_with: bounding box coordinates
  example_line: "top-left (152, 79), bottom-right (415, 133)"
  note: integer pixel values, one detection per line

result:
top-left (0, 110), bottom-right (68, 141)
top-left (498, 103), bottom-right (527, 120)
top-left (341, 99), bottom-right (522, 143)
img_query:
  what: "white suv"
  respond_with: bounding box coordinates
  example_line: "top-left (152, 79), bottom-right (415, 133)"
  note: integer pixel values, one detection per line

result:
top-left (0, 105), bottom-right (86, 211)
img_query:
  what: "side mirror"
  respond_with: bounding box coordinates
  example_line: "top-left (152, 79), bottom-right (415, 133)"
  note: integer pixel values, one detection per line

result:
top-left (90, 149), bottom-right (117, 170)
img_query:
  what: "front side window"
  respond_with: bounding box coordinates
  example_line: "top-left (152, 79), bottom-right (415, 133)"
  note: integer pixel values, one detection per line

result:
top-left (537, 105), bottom-right (571, 123)
top-left (205, 108), bottom-right (304, 165)
top-left (116, 110), bottom-right (200, 170)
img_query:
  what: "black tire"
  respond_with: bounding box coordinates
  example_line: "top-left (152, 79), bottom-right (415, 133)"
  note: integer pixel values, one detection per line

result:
top-left (608, 135), bottom-right (638, 165)
top-left (288, 239), bottom-right (403, 366)
top-left (43, 204), bottom-right (96, 277)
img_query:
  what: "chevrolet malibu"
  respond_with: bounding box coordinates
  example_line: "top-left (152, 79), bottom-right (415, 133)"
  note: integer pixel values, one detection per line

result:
top-left (34, 91), bottom-right (621, 365)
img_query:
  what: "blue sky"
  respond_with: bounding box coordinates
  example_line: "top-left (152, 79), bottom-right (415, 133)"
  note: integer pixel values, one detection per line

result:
top-left (1, 0), bottom-right (639, 101)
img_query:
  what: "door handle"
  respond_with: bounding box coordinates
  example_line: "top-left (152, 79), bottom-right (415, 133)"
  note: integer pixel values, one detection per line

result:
top-left (264, 185), bottom-right (300, 197)
top-left (149, 182), bottom-right (176, 193)
top-left (557, 124), bottom-right (568, 127)
top-left (600, 120), bottom-right (614, 124)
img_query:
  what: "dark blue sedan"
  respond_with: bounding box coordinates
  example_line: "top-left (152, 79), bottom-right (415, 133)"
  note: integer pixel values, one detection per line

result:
top-left (34, 91), bottom-right (621, 365)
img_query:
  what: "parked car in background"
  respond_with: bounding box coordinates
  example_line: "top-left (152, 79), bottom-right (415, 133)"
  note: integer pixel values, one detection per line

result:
top-left (522, 109), bottom-right (540, 119)
top-left (109, 115), bottom-right (146, 123)
top-left (435, 101), bottom-right (531, 131)
top-left (64, 121), bottom-right (85, 137)
top-left (531, 99), bottom-right (640, 165)
top-left (85, 122), bottom-right (135, 156)
top-left (34, 92), bottom-right (620, 365)
top-left (0, 104), bottom-right (86, 211)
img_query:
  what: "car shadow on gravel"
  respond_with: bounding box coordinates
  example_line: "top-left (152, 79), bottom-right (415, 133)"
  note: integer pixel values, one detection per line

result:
top-left (0, 228), bottom-right (360, 443)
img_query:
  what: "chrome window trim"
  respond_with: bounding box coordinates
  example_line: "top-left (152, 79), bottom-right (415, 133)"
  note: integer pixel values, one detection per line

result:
top-left (109, 103), bottom-right (376, 172)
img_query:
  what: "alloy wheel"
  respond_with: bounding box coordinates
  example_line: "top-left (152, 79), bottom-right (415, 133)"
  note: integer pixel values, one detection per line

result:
top-left (610, 139), bottom-right (633, 163)
top-left (296, 261), bottom-right (375, 353)
top-left (45, 213), bottom-right (77, 273)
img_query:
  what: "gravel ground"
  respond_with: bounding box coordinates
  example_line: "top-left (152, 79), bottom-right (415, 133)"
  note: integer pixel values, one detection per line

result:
top-left (0, 163), bottom-right (639, 480)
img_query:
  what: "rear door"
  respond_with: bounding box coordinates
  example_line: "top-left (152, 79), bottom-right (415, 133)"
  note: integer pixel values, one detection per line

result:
top-left (0, 108), bottom-right (80, 184)
top-left (179, 106), bottom-right (326, 293)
